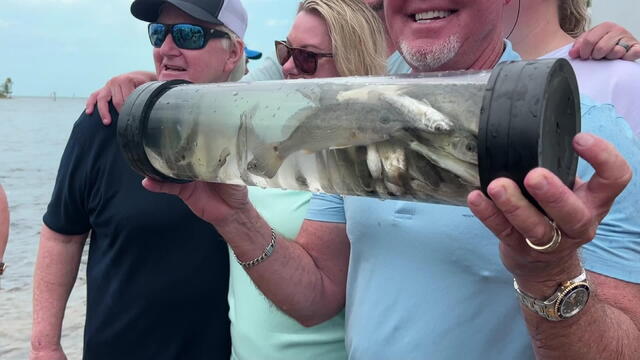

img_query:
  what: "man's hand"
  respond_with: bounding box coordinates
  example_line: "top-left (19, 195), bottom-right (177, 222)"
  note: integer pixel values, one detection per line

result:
top-left (570, 22), bottom-right (640, 61)
top-left (467, 133), bottom-right (632, 295)
top-left (142, 179), bottom-right (250, 225)
top-left (85, 71), bottom-right (157, 126)
top-left (30, 346), bottom-right (67, 360)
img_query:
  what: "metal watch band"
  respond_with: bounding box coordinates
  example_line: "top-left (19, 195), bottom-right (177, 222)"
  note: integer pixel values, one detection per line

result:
top-left (513, 269), bottom-right (588, 321)
top-left (234, 227), bottom-right (276, 269)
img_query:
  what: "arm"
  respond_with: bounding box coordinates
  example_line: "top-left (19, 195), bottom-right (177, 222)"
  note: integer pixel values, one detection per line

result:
top-left (569, 22), bottom-right (640, 61)
top-left (468, 133), bottom-right (640, 359)
top-left (30, 225), bottom-right (88, 360)
top-left (0, 185), bottom-right (8, 265)
top-left (142, 180), bottom-right (350, 326)
top-left (85, 71), bottom-right (157, 126)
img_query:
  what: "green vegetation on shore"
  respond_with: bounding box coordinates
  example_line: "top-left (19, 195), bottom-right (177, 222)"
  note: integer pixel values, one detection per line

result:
top-left (0, 78), bottom-right (13, 98)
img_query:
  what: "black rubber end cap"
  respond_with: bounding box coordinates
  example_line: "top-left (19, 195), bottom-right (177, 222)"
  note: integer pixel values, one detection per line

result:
top-left (478, 59), bottom-right (581, 213)
top-left (118, 79), bottom-right (192, 183)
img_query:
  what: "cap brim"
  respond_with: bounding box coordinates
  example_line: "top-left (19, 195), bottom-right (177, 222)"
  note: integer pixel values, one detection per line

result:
top-left (131, 0), bottom-right (223, 25)
top-left (244, 48), bottom-right (262, 60)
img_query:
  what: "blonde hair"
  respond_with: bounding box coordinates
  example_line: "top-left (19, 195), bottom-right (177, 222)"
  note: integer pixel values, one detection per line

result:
top-left (558, 0), bottom-right (591, 37)
top-left (298, 0), bottom-right (387, 76)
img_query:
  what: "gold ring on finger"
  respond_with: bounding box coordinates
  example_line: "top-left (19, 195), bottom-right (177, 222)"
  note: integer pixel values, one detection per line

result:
top-left (525, 220), bottom-right (562, 253)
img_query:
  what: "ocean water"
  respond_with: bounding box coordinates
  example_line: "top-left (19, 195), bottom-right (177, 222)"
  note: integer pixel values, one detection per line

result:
top-left (0, 97), bottom-right (88, 359)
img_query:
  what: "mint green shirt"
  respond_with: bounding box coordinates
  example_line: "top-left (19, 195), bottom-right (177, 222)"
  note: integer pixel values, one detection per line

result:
top-left (228, 187), bottom-right (347, 360)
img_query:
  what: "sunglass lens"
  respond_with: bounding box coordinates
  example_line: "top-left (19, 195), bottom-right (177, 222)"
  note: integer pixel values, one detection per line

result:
top-left (293, 49), bottom-right (317, 75)
top-left (173, 24), bottom-right (205, 49)
top-left (275, 42), bottom-right (291, 66)
top-left (148, 23), bottom-right (167, 48)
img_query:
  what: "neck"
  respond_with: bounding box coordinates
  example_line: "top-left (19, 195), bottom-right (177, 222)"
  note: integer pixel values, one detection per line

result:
top-left (467, 36), bottom-right (505, 71)
top-left (506, 0), bottom-right (574, 59)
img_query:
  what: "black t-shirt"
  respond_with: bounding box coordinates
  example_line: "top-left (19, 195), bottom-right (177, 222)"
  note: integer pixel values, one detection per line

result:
top-left (44, 107), bottom-right (231, 359)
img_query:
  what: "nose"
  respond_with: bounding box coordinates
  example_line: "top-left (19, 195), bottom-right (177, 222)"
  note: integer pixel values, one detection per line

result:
top-left (158, 33), bottom-right (181, 56)
top-left (281, 55), bottom-right (299, 78)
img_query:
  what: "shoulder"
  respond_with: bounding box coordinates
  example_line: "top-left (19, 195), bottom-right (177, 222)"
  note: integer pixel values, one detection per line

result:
top-left (242, 57), bottom-right (284, 82)
top-left (69, 103), bottom-right (118, 144)
top-left (571, 58), bottom-right (640, 88)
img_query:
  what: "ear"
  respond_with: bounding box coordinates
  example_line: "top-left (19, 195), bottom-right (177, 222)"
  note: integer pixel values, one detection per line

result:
top-left (223, 38), bottom-right (244, 74)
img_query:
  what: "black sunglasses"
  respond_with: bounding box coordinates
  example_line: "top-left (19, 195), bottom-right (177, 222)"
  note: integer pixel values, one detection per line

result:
top-left (148, 23), bottom-right (230, 50)
top-left (275, 40), bottom-right (333, 75)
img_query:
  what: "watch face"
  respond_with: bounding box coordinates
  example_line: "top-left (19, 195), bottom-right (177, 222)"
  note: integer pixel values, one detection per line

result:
top-left (559, 284), bottom-right (590, 319)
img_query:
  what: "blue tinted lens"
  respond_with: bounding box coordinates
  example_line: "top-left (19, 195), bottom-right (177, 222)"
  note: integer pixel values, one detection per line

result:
top-left (173, 24), bottom-right (205, 49)
top-left (148, 23), bottom-right (167, 48)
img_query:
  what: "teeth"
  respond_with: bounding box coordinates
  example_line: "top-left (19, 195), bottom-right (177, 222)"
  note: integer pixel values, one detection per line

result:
top-left (415, 10), bottom-right (453, 21)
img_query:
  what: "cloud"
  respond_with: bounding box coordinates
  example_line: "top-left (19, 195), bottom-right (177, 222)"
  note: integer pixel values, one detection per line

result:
top-left (265, 18), bottom-right (289, 27)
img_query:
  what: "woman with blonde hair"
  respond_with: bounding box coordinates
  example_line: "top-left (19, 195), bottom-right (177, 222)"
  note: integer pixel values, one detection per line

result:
top-left (227, 2), bottom-right (387, 359)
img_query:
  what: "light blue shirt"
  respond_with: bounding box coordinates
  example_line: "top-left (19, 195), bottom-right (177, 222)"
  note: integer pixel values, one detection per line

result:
top-left (306, 43), bottom-right (640, 359)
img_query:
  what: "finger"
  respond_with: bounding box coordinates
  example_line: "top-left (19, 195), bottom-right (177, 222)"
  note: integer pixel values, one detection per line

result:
top-left (119, 82), bottom-right (137, 111)
top-left (484, 178), bottom-right (557, 248)
top-left (85, 92), bottom-right (98, 114)
top-left (142, 178), bottom-right (184, 196)
top-left (523, 168), bottom-right (593, 241)
top-left (592, 32), bottom-right (624, 59)
top-left (96, 94), bottom-right (112, 126)
top-left (112, 86), bottom-right (125, 112)
top-left (575, 25), bottom-right (610, 60)
top-left (467, 189), bottom-right (525, 249)
top-left (573, 133), bottom-right (632, 211)
top-left (605, 46), bottom-right (627, 60)
top-left (622, 43), bottom-right (640, 61)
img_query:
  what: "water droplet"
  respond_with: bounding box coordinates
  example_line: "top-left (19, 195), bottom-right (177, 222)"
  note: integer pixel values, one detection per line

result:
top-left (232, 91), bottom-right (239, 96)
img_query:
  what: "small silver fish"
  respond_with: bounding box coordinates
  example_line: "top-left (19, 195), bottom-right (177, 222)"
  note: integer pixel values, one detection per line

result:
top-left (247, 101), bottom-right (412, 178)
top-left (376, 140), bottom-right (408, 190)
top-left (337, 86), bottom-right (455, 134)
top-left (397, 130), bottom-right (479, 186)
top-left (417, 129), bottom-right (478, 165)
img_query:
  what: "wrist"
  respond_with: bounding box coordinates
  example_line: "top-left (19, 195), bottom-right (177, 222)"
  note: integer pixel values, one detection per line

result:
top-left (514, 254), bottom-right (583, 297)
top-left (215, 204), bottom-right (273, 257)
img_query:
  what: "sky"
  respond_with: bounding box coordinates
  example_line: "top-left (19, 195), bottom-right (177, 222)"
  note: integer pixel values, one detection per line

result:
top-left (1, 0), bottom-right (638, 97)
top-left (0, 0), bottom-right (299, 97)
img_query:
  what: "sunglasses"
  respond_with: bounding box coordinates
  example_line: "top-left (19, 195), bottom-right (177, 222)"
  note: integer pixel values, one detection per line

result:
top-left (148, 23), bottom-right (230, 50)
top-left (275, 40), bottom-right (333, 75)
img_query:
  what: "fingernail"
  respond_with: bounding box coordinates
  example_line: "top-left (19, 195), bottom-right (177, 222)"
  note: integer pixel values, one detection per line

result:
top-left (529, 174), bottom-right (548, 193)
top-left (489, 185), bottom-right (506, 202)
top-left (467, 191), bottom-right (483, 207)
top-left (575, 133), bottom-right (594, 148)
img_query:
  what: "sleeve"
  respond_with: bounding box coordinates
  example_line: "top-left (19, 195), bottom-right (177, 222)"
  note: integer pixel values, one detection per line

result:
top-left (242, 57), bottom-right (284, 82)
top-left (577, 100), bottom-right (640, 283)
top-left (42, 112), bottom-right (96, 235)
top-left (305, 193), bottom-right (347, 224)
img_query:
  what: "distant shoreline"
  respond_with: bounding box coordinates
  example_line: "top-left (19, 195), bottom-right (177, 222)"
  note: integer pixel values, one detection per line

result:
top-left (0, 95), bottom-right (88, 100)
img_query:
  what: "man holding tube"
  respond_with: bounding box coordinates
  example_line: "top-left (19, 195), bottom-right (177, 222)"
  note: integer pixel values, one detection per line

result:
top-left (144, 0), bottom-right (640, 359)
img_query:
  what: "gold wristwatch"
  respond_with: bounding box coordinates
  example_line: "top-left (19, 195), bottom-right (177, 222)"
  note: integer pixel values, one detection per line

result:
top-left (514, 269), bottom-right (590, 321)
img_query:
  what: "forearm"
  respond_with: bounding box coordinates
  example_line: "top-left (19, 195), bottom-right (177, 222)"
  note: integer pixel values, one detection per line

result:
top-left (217, 205), bottom-right (348, 326)
top-left (518, 260), bottom-right (640, 359)
top-left (31, 226), bottom-right (87, 351)
top-left (0, 186), bottom-right (9, 261)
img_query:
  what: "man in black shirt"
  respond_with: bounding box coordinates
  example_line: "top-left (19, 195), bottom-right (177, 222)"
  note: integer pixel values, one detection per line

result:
top-left (30, 1), bottom-right (248, 359)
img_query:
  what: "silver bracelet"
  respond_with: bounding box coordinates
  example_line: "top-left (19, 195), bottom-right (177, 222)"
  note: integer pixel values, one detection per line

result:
top-left (234, 227), bottom-right (276, 269)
